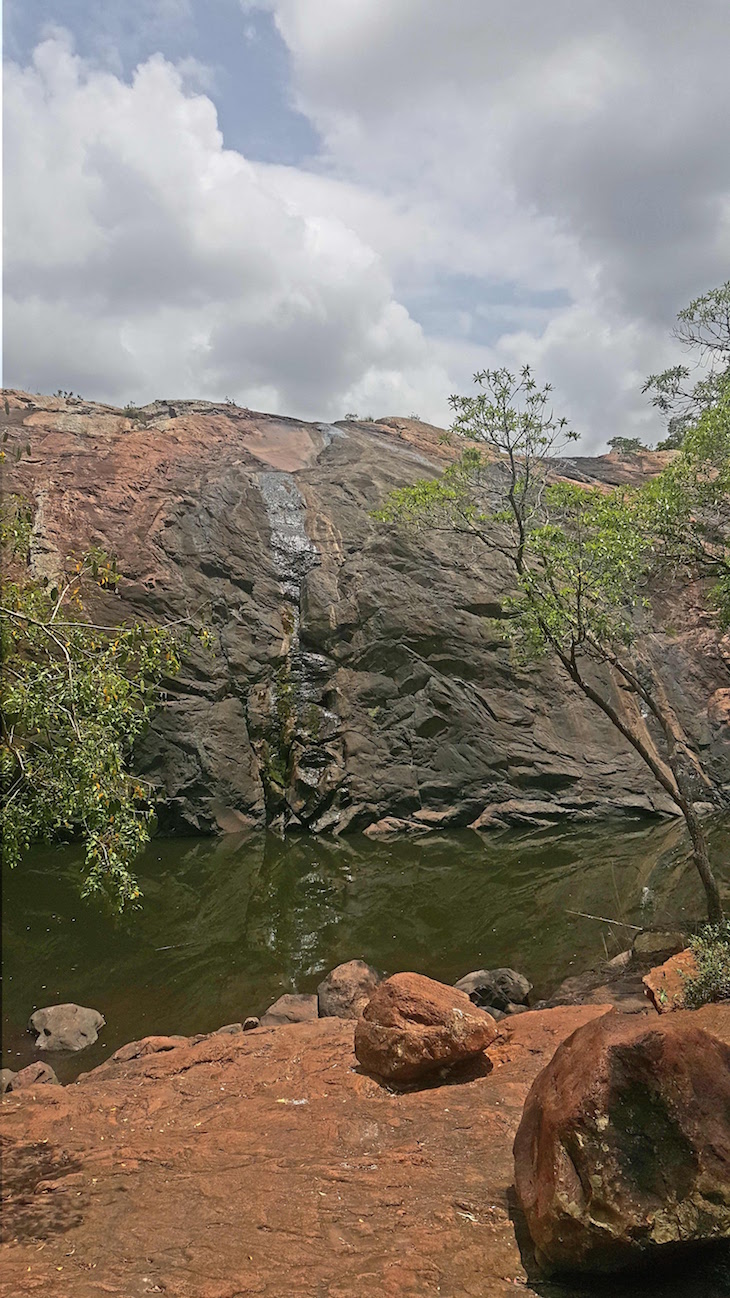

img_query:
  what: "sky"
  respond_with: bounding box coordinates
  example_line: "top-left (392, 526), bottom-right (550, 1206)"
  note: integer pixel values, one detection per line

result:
top-left (4, 1), bottom-right (730, 451)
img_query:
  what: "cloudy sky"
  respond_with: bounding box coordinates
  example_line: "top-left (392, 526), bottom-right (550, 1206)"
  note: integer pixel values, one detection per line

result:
top-left (4, 1), bottom-right (730, 450)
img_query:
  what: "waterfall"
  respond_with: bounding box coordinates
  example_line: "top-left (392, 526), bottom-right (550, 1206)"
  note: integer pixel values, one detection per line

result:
top-left (254, 469), bottom-right (340, 826)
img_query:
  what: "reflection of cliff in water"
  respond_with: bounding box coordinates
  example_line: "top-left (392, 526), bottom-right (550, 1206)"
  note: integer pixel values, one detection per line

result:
top-left (2, 816), bottom-right (728, 1082)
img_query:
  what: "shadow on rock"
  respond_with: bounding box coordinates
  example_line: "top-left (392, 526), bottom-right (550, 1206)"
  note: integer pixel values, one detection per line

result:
top-left (0, 1138), bottom-right (85, 1245)
top-left (508, 1187), bottom-right (730, 1298)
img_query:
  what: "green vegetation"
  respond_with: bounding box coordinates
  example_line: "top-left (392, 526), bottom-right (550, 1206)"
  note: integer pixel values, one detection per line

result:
top-left (644, 281), bottom-right (730, 450)
top-left (0, 497), bottom-right (210, 911)
top-left (607, 436), bottom-right (646, 454)
top-left (682, 921), bottom-right (730, 1008)
top-left (378, 288), bottom-right (730, 921)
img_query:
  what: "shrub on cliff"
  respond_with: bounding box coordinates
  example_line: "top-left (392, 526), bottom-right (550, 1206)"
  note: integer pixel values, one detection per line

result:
top-left (683, 921), bottom-right (730, 1008)
top-left (0, 498), bottom-right (210, 911)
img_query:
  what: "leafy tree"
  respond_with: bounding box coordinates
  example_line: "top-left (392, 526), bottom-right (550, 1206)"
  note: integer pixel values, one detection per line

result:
top-left (378, 364), bottom-right (726, 920)
top-left (0, 496), bottom-right (209, 911)
top-left (645, 281), bottom-right (730, 449)
top-left (606, 436), bottom-right (646, 455)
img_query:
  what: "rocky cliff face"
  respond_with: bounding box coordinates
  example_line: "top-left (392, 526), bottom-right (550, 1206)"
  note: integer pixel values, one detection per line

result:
top-left (3, 391), bottom-right (728, 835)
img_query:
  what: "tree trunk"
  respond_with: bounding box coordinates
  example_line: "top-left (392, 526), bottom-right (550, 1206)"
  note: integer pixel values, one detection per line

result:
top-left (559, 654), bottom-right (724, 922)
top-left (678, 795), bottom-right (724, 923)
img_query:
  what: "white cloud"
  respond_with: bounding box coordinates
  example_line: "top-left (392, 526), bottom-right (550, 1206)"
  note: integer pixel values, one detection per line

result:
top-left (3, 33), bottom-right (453, 419)
top-left (6, 6), bottom-right (730, 449)
top-left (250, 0), bottom-right (730, 446)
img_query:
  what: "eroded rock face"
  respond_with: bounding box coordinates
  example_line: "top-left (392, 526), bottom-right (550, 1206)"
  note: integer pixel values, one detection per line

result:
top-left (29, 1004), bottom-right (104, 1052)
top-left (513, 1011), bottom-right (730, 1273)
top-left (354, 971), bottom-right (496, 1082)
top-left (317, 959), bottom-right (382, 1019)
top-left (3, 391), bottom-right (728, 835)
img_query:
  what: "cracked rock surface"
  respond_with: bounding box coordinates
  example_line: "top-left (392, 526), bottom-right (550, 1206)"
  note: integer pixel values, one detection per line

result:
top-left (3, 392), bottom-right (728, 835)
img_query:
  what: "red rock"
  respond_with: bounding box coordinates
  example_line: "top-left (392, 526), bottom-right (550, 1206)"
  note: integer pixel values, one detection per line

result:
top-left (260, 993), bottom-right (318, 1027)
top-left (513, 1008), bottom-right (730, 1273)
top-left (6, 1062), bottom-right (59, 1090)
top-left (111, 1035), bottom-right (191, 1062)
top-left (643, 949), bottom-right (697, 1011)
top-left (0, 1004), bottom-right (612, 1297)
top-left (317, 959), bottom-right (381, 1019)
top-left (354, 972), bottom-right (496, 1082)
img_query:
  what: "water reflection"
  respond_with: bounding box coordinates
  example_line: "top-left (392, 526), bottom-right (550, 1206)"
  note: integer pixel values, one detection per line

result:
top-left (3, 817), bottom-right (728, 1082)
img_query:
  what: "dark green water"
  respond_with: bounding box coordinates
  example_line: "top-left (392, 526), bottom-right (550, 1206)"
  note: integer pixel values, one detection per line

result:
top-left (3, 817), bottom-right (729, 1083)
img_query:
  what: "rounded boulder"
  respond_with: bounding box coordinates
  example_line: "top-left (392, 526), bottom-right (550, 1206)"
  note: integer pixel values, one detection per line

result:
top-left (29, 1003), bottom-right (105, 1052)
top-left (354, 971), bottom-right (496, 1082)
top-left (513, 1010), bottom-right (730, 1273)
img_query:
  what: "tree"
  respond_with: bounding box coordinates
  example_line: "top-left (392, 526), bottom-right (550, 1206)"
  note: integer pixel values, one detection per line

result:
top-left (606, 436), bottom-right (646, 455)
top-left (644, 281), bottom-right (730, 449)
top-left (0, 495), bottom-right (210, 911)
top-left (378, 364), bottom-right (726, 921)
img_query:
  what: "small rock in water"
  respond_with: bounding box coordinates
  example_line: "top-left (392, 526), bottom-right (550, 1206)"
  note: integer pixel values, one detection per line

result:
top-left (260, 994), bottom-right (318, 1027)
top-left (29, 1003), bottom-right (105, 1052)
top-left (243, 1017), bottom-right (260, 1031)
top-left (632, 930), bottom-right (686, 960)
top-left (513, 1011), bottom-right (730, 1273)
top-left (213, 1023), bottom-right (243, 1036)
top-left (7, 1061), bottom-right (60, 1090)
top-left (482, 1006), bottom-right (506, 1022)
top-left (354, 972), bottom-right (496, 1082)
top-left (454, 968), bottom-right (532, 1012)
top-left (1, 1068), bottom-right (17, 1094)
top-left (317, 959), bottom-right (382, 1019)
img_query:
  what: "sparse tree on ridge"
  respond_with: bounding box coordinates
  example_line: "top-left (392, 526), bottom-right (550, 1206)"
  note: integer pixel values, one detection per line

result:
top-left (378, 329), bottom-right (729, 921)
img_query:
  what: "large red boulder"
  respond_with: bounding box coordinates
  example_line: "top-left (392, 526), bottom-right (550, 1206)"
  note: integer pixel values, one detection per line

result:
top-left (354, 972), bottom-right (496, 1082)
top-left (513, 1010), bottom-right (730, 1273)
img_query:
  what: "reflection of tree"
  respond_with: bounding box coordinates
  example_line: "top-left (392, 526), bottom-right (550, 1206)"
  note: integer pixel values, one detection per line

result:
top-left (4, 818), bottom-right (728, 1081)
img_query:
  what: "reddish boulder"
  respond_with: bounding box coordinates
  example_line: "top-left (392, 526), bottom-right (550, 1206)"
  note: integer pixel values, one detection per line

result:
top-left (6, 1062), bottom-right (59, 1091)
top-left (111, 1035), bottom-right (191, 1062)
top-left (317, 959), bottom-right (381, 1019)
top-left (643, 949), bottom-right (697, 1012)
top-left (260, 994), bottom-right (318, 1027)
top-left (514, 1010), bottom-right (730, 1273)
top-left (354, 972), bottom-right (496, 1082)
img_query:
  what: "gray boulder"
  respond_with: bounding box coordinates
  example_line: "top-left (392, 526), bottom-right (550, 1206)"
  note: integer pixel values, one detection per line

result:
top-left (454, 968), bottom-right (532, 1012)
top-left (29, 1003), bottom-right (105, 1052)
top-left (317, 959), bottom-right (382, 1019)
top-left (1, 1068), bottom-right (17, 1094)
top-left (632, 930), bottom-right (686, 960)
top-left (260, 994), bottom-right (318, 1027)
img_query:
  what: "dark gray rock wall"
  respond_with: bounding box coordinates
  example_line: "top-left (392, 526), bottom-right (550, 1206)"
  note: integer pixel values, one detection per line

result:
top-left (4, 392), bottom-right (728, 835)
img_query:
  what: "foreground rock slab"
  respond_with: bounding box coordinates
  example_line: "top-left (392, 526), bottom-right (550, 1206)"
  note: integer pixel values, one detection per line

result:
top-left (514, 1008), bottom-right (730, 1274)
top-left (29, 1004), bottom-right (105, 1052)
top-left (354, 972), bottom-right (496, 1082)
top-left (2, 1005), bottom-right (729, 1297)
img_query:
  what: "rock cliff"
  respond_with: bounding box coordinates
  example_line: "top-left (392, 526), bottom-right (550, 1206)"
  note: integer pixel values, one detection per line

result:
top-left (3, 391), bottom-right (728, 835)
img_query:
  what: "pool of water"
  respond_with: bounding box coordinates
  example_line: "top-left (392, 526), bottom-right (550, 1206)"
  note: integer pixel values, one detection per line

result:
top-left (3, 817), bottom-right (728, 1082)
